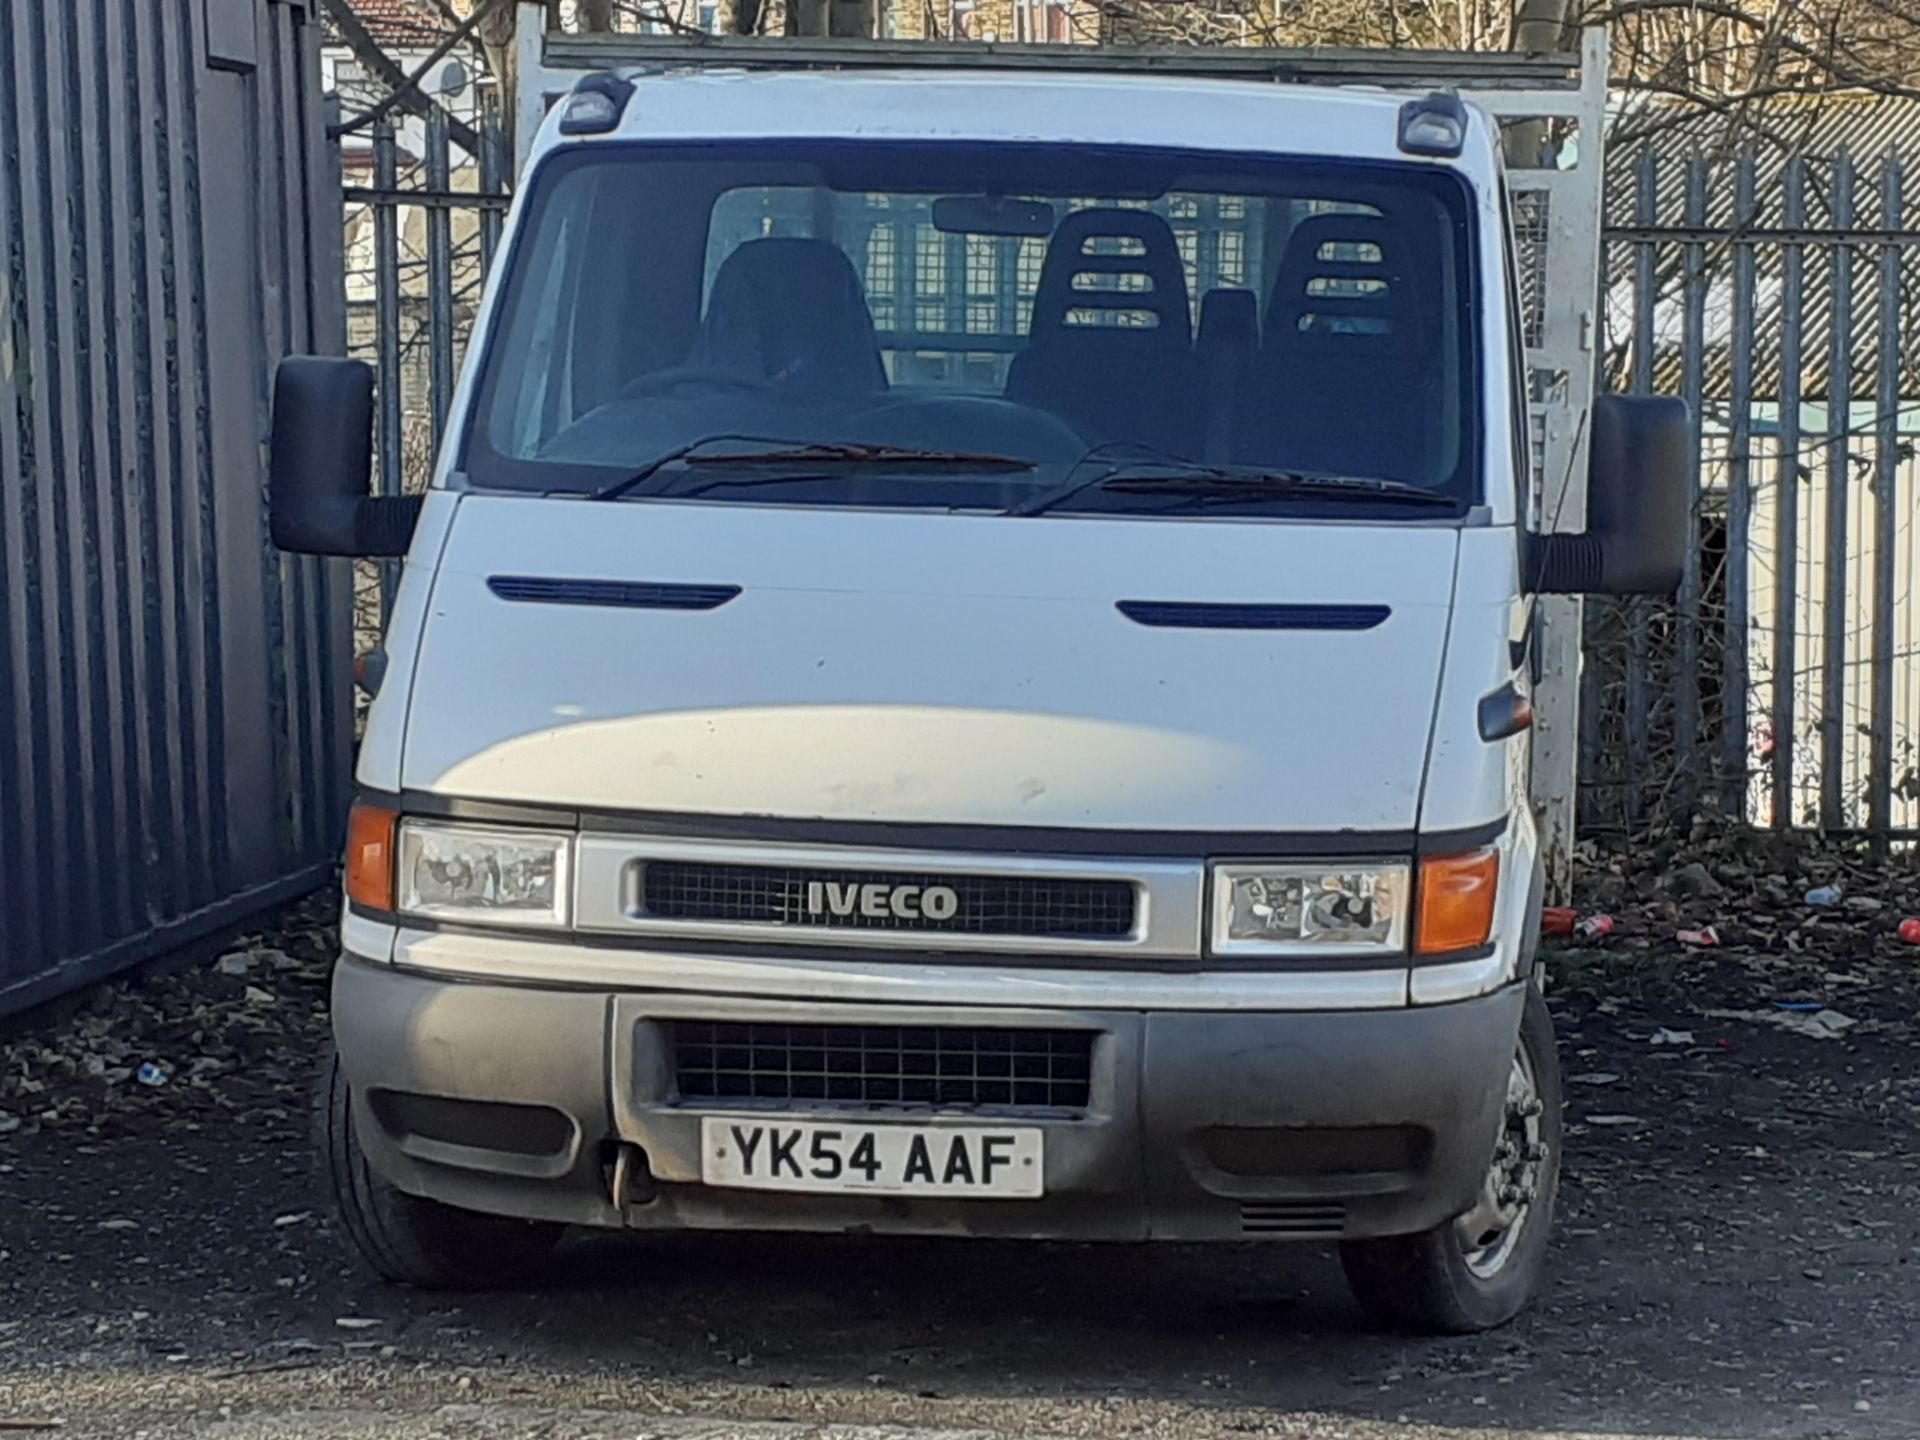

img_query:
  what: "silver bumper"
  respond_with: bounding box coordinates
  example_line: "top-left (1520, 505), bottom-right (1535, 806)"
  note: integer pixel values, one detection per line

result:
top-left (332, 952), bottom-right (1526, 1243)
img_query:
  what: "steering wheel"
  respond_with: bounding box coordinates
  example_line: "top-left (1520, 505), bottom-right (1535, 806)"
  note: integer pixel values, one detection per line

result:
top-left (617, 367), bottom-right (775, 399)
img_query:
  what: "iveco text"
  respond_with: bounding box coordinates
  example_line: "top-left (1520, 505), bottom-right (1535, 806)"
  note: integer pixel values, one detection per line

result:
top-left (270, 36), bottom-right (1685, 1332)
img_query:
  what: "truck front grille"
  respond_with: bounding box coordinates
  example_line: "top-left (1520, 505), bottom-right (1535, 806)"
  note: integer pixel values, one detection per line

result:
top-left (641, 860), bottom-right (1135, 939)
top-left (673, 1021), bottom-right (1096, 1111)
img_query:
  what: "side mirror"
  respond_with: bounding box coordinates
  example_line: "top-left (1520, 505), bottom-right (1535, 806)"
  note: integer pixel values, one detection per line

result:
top-left (269, 356), bottom-right (421, 557)
top-left (1530, 394), bottom-right (1689, 595)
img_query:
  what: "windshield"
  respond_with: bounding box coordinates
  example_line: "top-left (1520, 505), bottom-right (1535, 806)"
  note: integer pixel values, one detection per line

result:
top-left (463, 141), bottom-right (1480, 516)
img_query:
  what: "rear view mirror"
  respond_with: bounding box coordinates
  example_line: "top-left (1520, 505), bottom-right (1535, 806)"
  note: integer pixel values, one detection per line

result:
top-left (932, 195), bottom-right (1056, 238)
top-left (269, 356), bottom-right (420, 558)
top-left (1531, 394), bottom-right (1689, 596)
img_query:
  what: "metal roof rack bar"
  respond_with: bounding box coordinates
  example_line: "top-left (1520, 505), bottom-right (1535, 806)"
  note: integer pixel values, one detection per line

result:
top-left (538, 34), bottom-right (1584, 92)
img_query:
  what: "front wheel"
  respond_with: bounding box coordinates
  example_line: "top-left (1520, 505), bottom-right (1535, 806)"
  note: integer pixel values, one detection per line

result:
top-left (1339, 983), bottom-right (1562, 1334)
top-left (316, 1045), bottom-right (565, 1289)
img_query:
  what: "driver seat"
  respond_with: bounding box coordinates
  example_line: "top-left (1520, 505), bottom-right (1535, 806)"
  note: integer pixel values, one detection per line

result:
top-left (693, 237), bottom-right (888, 398)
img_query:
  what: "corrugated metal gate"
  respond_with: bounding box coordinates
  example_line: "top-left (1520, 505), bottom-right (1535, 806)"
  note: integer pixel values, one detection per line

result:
top-left (0, 0), bottom-right (352, 1016)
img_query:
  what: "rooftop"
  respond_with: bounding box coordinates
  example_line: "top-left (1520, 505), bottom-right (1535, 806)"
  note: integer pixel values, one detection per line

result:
top-left (325, 0), bottom-right (451, 49)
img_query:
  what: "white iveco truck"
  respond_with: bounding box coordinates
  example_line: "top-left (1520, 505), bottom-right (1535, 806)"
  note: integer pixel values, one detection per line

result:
top-left (273, 24), bottom-right (1684, 1332)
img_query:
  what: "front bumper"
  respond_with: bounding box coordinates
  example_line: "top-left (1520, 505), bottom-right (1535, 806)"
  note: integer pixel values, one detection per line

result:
top-left (332, 954), bottom-right (1525, 1242)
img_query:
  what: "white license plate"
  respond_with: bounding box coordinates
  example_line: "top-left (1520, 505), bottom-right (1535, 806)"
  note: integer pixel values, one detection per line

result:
top-left (700, 1117), bottom-right (1044, 1198)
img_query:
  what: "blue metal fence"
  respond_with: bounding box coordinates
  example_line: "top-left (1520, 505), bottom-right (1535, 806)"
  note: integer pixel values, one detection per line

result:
top-left (0, 0), bottom-right (351, 1016)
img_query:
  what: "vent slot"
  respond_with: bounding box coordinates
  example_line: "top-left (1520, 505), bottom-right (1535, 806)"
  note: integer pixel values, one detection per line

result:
top-left (486, 576), bottom-right (741, 610)
top-left (1239, 1201), bottom-right (1348, 1237)
top-left (1117, 601), bottom-right (1389, 631)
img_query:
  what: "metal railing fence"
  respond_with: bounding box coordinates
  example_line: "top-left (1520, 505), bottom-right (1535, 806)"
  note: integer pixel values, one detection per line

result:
top-left (1584, 145), bottom-right (1920, 841)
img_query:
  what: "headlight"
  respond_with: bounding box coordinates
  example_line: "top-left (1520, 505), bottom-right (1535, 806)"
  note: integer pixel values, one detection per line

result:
top-left (1209, 862), bottom-right (1408, 956)
top-left (397, 820), bottom-right (572, 928)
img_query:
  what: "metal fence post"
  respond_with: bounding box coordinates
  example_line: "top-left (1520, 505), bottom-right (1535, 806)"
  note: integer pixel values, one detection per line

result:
top-left (372, 119), bottom-right (403, 616)
top-left (425, 107), bottom-right (455, 445)
top-left (1820, 153), bottom-right (1855, 831)
top-left (1770, 157), bottom-right (1805, 828)
top-left (1624, 148), bottom-right (1657, 829)
top-left (1869, 153), bottom-right (1904, 845)
top-left (479, 91), bottom-right (506, 271)
top-left (1674, 153), bottom-right (1707, 809)
top-left (1723, 151), bottom-right (1757, 816)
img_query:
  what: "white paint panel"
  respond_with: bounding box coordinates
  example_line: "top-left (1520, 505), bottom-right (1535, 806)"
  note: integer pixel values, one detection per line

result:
top-left (355, 490), bottom-right (460, 794)
top-left (402, 497), bottom-right (1460, 832)
top-left (1418, 525), bottom-right (1523, 833)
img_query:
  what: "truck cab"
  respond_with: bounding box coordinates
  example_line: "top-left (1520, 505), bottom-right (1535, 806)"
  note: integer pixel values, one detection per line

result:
top-left (277, 41), bottom-right (1684, 1333)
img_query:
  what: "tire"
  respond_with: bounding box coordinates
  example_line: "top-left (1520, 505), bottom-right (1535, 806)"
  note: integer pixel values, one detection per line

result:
top-left (316, 1044), bottom-right (564, 1289)
top-left (1339, 983), bottom-right (1562, 1334)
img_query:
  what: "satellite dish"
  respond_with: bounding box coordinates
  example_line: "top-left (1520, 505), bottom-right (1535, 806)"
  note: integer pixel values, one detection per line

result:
top-left (431, 57), bottom-right (468, 96)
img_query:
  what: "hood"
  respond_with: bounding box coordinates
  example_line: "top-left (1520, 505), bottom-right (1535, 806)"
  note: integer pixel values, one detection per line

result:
top-left (400, 495), bottom-right (1461, 834)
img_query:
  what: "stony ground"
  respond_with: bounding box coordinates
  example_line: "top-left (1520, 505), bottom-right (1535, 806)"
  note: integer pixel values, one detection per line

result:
top-left (4, 839), bottom-right (1920, 1440)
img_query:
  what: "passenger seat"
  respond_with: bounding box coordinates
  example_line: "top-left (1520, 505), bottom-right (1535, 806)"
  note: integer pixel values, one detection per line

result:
top-left (1005, 209), bottom-right (1201, 456)
top-left (1240, 215), bottom-right (1443, 481)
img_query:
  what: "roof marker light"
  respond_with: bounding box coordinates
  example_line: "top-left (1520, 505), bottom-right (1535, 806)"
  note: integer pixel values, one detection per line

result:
top-left (558, 73), bottom-right (634, 136)
top-left (1397, 92), bottom-right (1468, 158)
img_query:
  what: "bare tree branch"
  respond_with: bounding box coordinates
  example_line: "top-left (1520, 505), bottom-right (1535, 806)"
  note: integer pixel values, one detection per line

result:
top-left (331, 0), bottom-right (510, 142)
top-left (320, 0), bottom-right (483, 156)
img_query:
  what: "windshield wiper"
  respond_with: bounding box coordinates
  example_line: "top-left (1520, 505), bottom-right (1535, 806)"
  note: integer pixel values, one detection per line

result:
top-left (685, 442), bottom-right (1034, 469)
top-left (1013, 460), bottom-right (1459, 518)
top-left (591, 436), bottom-right (1032, 502)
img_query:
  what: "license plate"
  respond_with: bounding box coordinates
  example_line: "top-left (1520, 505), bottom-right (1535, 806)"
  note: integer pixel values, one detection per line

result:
top-left (700, 1117), bottom-right (1044, 1198)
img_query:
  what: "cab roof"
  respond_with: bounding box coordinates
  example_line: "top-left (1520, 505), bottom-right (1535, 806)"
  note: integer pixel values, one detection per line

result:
top-left (529, 68), bottom-right (1500, 181)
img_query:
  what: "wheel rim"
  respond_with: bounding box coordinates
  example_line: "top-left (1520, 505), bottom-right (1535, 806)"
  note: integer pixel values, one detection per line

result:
top-left (1454, 1041), bottom-right (1546, 1280)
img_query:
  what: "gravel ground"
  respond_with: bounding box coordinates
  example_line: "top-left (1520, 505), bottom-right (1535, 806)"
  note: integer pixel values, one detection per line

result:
top-left (4, 879), bottom-right (1919, 1440)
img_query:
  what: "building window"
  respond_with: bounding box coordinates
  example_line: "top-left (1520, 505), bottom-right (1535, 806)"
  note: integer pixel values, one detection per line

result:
top-left (1016, 0), bottom-right (1076, 40)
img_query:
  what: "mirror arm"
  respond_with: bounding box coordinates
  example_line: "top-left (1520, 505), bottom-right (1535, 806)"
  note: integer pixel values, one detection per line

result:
top-left (357, 494), bottom-right (426, 557)
top-left (1528, 532), bottom-right (1605, 595)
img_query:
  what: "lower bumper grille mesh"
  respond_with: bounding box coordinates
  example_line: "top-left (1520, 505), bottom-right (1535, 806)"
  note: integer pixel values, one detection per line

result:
top-left (674, 1021), bottom-right (1095, 1111)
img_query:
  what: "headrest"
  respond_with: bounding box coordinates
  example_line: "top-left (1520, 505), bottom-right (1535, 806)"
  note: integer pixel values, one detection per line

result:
top-left (1028, 208), bottom-right (1192, 344)
top-left (1266, 214), bottom-right (1407, 342)
top-left (1197, 288), bottom-right (1259, 351)
top-left (695, 237), bottom-right (887, 395)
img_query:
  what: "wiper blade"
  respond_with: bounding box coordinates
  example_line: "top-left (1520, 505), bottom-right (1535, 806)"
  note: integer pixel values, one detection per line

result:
top-left (675, 444), bottom-right (1035, 500)
top-left (1103, 472), bottom-right (1460, 505)
top-left (591, 433), bottom-right (782, 501)
top-left (1015, 459), bottom-right (1456, 517)
top-left (591, 436), bottom-right (1033, 502)
top-left (685, 442), bottom-right (1034, 470)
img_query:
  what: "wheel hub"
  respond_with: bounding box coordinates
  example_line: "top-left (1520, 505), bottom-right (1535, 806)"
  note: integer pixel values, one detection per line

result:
top-left (1453, 1045), bottom-right (1547, 1278)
